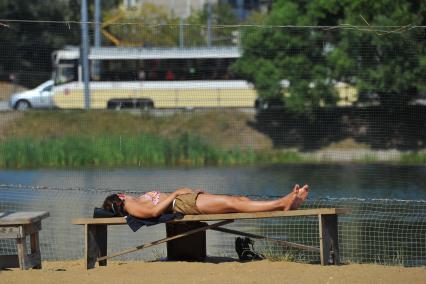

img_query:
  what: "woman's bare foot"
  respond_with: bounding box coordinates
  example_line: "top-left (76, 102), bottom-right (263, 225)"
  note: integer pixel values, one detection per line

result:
top-left (280, 184), bottom-right (299, 211)
top-left (291, 184), bottom-right (309, 210)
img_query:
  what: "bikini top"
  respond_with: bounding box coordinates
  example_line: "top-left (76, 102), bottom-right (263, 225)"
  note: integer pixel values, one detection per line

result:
top-left (117, 191), bottom-right (161, 205)
top-left (140, 191), bottom-right (161, 205)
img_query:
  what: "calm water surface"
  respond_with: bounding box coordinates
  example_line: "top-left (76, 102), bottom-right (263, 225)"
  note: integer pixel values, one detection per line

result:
top-left (1, 164), bottom-right (425, 199)
top-left (0, 164), bottom-right (425, 265)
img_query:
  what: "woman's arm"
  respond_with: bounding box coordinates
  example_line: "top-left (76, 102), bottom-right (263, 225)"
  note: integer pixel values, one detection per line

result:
top-left (126, 188), bottom-right (198, 218)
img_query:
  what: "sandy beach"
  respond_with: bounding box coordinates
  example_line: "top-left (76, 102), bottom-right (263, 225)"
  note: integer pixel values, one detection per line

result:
top-left (1, 260), bottom-right (425, 284)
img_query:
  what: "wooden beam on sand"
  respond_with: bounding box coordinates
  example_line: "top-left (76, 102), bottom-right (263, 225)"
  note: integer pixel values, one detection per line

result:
top-left (96, 220), bottom-right (233, 262)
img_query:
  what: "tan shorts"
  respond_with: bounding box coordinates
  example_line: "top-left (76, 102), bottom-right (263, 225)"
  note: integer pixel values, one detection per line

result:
top-left (173, 193), bottom-right (202, 215)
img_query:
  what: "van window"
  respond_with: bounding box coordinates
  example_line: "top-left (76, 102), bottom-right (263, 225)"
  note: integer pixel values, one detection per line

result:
top-left (42, 85), bottom-right (52, 92)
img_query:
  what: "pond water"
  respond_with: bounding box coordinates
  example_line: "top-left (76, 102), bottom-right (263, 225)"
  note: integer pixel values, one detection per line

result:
top-left (0, 164), bottom-right (425, 265)
top-left (1, 164), bottom-right (425, 199)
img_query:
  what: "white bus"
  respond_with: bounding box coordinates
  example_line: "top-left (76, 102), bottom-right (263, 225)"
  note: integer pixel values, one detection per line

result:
top-left (51, 46), bottom-right (257, 109)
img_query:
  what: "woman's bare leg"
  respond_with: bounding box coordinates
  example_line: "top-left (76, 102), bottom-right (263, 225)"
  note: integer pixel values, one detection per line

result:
top-left (196, 185), bottom-right (301, 214)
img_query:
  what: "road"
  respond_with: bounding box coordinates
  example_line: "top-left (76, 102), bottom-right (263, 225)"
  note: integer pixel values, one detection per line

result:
top-left (0, 101), bottom-right (10, 111)
top-left (0, 101), bottom-right (256, 114)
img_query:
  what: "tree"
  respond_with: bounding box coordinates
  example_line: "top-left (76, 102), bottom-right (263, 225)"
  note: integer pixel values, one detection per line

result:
top-left (332, 0), bottom-right (426, 107)
top-left (186, 2), bottom-right (239, 47)
top-left (233, 0), bottom-right (426, 112)
top-left (0, 0), bottom-right (120, 87)
top-left (0, 1), bottom-right (75, 85)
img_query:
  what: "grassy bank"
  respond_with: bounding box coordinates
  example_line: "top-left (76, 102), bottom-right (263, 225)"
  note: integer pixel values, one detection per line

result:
top-left (0, 110), bottom-right (425, 168)
top-left (0, 110), bottom-right (280, 168)
top-left (1, 110), bottom-right (272, 150)
top-left (400, 152), bottom-right (426, 164)
top-left (0, 133), bottom-right (302, 168)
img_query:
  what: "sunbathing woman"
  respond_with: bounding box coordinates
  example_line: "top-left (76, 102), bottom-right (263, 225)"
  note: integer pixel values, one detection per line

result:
top-left (102, 184), bottom-right (309, 218)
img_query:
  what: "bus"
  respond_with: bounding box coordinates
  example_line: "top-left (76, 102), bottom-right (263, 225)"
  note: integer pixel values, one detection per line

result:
top-left (51, 46), bottom-right (258, 109)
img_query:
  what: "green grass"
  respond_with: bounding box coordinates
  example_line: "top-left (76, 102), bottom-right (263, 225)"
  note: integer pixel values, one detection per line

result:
top-left (2, 110), bottom-right (271, 151)
top-left (0, 110), bottom-right (304, 168)
top-left (0, 132), bottom-right (303, 169)
top-left (1, 110), bottom-right (425, 168)
top-left (400, 152), bottom-right (426, 164)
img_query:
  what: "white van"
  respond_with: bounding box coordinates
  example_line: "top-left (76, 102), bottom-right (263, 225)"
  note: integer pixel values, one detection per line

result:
top-left (9, 80), bottom-right (54, 110)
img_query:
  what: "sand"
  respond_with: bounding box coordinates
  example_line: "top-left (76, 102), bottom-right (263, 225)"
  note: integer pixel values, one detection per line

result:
top-left (1, 260), bottom-right (425, 284)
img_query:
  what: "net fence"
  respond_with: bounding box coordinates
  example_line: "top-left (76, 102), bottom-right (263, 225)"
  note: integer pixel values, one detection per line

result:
top-left (0, 185), bottom-right (425, 266)
top-left (0, 16), bottom-right (425, 267)
top-left (0, 22), bottom-right (425, 166)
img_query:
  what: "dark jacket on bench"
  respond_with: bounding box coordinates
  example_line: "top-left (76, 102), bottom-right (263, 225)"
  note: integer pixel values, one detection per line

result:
top-left (93, 207), bottom-right (183, 232)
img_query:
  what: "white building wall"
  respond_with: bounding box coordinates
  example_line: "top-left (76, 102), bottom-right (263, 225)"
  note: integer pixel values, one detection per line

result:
top-left (123, 0), bottom-right (219, 18)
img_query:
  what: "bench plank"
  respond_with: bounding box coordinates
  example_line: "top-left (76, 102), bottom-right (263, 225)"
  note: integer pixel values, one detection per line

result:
top-left (72, 208), bottom-right (350, 225)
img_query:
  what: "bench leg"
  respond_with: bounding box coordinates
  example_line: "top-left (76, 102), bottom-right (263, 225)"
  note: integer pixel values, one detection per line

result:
top-left (6, 223), bottom-right (42, 270)
top-left (85, 224), bottom-right (107, 269)
top-left (30, 232), bottom-right (42, 269)
top-left (16, 237), bottom-right (28, 270)
top-left (166, 222), bottom-right (207, 261)
top-left (318, 214), bottom-right (340, 265)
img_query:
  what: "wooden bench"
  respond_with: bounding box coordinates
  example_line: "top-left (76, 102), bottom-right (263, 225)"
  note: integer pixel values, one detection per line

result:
top-left (0, 211), bottom-right (50, 270)
top-left (72, 208), bottom-right (349, 269)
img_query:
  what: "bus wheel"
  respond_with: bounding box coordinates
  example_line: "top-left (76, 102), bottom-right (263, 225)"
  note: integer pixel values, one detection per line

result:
top-left (107, 100), bottom-right (122, 110)
top-left (15, 100), bottom-right (31, 111)
top-left (114, 103), bottom-right (122, 111)
top-left (107, 99), bottom-right (153, 110)
top-left (141, 100), bottom-right (154, 110)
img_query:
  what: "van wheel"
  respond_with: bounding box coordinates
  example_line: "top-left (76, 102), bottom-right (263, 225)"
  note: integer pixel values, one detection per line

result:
top-left (15, 100), bottom-right (31, 111)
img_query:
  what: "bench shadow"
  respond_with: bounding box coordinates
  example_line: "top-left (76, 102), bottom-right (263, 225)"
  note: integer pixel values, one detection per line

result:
top-left (148, 256), bottom-right (240, 263)
top-left (203, 256), bottom-right (240, 263)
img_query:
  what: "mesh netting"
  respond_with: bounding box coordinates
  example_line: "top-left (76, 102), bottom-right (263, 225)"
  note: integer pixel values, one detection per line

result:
top-left (1, 22), bottom-right (425, 166)
top-left (0, 13), bottom-right (425, 268)
top-left (0, 185), bottom-right (425, 266)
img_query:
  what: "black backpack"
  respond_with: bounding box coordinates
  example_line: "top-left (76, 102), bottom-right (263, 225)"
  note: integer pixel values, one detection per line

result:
top-left (235, 237), bottom-right (265, 261)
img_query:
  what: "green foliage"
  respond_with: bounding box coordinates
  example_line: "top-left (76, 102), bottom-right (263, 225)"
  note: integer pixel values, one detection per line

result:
top-left (233, 0), bottom-right (426, 112)
top-left (0, 110), bottom-right (305, 168)
top-left (0, 0), bottom-right (80, 86)
top-left (400, 152), bottom-right (426, 164)
top-left (332, 0), bottom-right (426, 107)
top-left (186, 2), bottom-right (239, 46)
top-left (195, 2), bottom-right (238, 26)
top-left (0, 0), bottom-right (120, 86)
top-left (0, 133), bottom-right (302, 168)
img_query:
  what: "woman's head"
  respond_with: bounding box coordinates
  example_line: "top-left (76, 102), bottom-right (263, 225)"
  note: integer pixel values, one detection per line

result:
top-left (102, 194), bottom-right (126, 217)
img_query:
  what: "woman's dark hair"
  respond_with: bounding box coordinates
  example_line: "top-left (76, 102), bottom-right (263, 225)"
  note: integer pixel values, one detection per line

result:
top-left (102, 194), bottom-right (126, 217)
